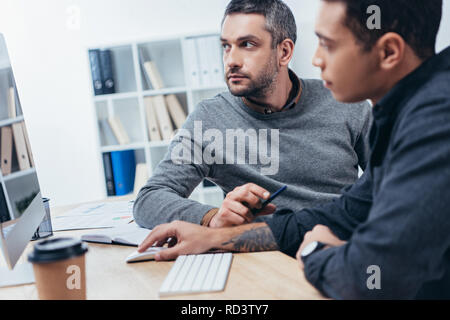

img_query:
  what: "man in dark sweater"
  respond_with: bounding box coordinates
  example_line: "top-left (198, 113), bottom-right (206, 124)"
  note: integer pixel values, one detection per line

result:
top-left (138, 0), bottom-right (450, 299)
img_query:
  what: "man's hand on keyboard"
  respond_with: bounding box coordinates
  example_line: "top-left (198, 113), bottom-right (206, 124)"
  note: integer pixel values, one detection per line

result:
top-left (137, 221), bottom-right (215, 260)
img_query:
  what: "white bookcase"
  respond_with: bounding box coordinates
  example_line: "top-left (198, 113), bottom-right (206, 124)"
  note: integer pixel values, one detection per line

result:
top-left (0, 62), bottom-right (39, 222)
top-left (88, 33), bottom-right (228, 207)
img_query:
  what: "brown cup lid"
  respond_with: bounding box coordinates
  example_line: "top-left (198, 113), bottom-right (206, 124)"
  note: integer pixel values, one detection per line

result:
top-left (28, 237), bottom-right (88, 263)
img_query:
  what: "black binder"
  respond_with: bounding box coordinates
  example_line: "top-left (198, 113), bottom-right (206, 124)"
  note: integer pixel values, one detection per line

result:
top-left (102, 152), bottom-right (116, 196)
top-left (89, 49), bottom-right (104, 95)
top-left (0, 184), bottom-right (10, 223)
top-left (99, 49), bottom-right (115, 94)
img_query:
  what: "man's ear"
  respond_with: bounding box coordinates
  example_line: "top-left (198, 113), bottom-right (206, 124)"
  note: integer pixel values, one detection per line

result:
top-left (375, 32), bottom-right (405, 71)
top-left (278, 38), bottom-right (295, 67)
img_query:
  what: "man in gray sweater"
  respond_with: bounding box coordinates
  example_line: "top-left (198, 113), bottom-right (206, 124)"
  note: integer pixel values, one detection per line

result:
top-left (133, 0), bottom-right (371, 229)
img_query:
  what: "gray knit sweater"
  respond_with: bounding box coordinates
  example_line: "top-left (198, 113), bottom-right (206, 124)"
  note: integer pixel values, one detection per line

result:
top-left (133, 79), bottom-right (372, 229)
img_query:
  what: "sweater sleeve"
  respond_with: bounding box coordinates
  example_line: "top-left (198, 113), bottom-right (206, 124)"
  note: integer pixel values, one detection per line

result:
top-left (133, 104), bottom-right (216, 229)
top-left (303, 97), bottom-right (450, 299)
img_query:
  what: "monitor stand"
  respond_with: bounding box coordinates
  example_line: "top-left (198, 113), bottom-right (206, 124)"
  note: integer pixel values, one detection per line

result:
top-left (0, 262), bottom-right (35, 288)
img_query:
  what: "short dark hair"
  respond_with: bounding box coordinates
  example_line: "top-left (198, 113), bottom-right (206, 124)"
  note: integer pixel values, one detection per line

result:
top-left (322, 0), bottom-right (442, 59)
top-left (222, 0), bottom-right (297, 48)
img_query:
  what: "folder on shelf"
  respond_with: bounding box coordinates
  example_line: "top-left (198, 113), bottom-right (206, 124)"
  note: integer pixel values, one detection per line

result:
top-left (88, 49), bottom-right (104, 95)
top-left (102, 152), bottom-right (116, 196)
top-left (138, 47), bottom-right (151, 90)
top-left (99, 49), bottom-right (115, 95)
top-left (133, 163), bottom-right (149, 196)
top-left (7, 87), bottom-right (16, 118)
top-left (1, 126), bottom-right (13, 175)
top-left (20, 121), bottom-right (34, 168)
top-left (108, 116), bottom-right (130, 145)
top-left (152, 95), bottom-right (174, 141)
top-left (196, 37), bottom-right (214, 86)
top-left (165, 94), bottom-right (187, 129)
top-left (11, 122), bottom-right (31, 171)
top-left (143, 61), bottom-right (165, 90)
top-left (143, 96), bottom-right (162, 141)
top-left (110, 150), bottom-right (136, 196)
top-left (185, 38), bottom-right (201, 88)
top-left (99, 118), bottom-right (119, 146)
top-left (207, 36), bottom-right (224, 86)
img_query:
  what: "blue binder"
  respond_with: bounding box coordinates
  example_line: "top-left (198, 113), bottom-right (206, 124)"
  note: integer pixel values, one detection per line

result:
top-left (110, 150), bottom-right (136, 196)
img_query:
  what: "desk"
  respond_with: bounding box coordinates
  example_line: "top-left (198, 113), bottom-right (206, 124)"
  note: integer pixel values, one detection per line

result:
top-left (0, 199), bottom-right (325, 300)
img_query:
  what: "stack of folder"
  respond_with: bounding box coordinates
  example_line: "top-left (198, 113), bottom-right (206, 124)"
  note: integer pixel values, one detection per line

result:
top-left (184, 35), bottom-right (224, 88)
top-left (88, 49), bottom-right (115, 96)
top-left (1, 121), bottom-right (34, 176)
top-left (144, 94), bottom-right (187, 142)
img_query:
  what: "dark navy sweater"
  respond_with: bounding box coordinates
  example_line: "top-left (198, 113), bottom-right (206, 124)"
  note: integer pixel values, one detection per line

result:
top-left (267, 46), bottom-right (450, 299)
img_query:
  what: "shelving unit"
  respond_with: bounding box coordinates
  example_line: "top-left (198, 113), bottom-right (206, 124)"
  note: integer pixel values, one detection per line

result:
top-left (0, 57), bottom-right (39, 222)
top-left (88, 33), bottom-right (228, 207)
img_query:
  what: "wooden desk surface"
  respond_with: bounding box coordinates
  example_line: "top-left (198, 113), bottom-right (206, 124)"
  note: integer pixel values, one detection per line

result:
top-left (0, 199), bottom-right (325, 300)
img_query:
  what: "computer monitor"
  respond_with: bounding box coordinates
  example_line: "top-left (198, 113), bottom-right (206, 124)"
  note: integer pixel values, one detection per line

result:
top-left (0, 33), bottom-right (47, 287)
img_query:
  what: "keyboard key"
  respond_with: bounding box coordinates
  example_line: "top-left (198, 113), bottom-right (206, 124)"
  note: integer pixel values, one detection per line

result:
top-left (180, 254), bottom-right (204, 292)
top-left (211, 253), bottom-right (233, 291)
top-left (171, 254), bottom-right (195, 292)
top-left (199, 253), bottom-right (223, 291)
top-left (158, 253), bottom-right (232, 296)
top-left (159, 255), bottom-right (186, 294)
top-left (191, 254), bottom-right (214, 292)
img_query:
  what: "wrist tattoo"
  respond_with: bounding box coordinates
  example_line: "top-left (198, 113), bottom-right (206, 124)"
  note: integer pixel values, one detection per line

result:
top-left (221, 225), bottom-right (279, 252)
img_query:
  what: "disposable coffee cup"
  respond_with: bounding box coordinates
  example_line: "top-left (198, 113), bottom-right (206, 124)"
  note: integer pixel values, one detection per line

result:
top-left (28, 237), bottom-right (88, 300)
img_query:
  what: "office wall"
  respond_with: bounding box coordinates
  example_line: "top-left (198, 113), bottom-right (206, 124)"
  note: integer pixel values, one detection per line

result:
top-left (0, 0), bottom-right (448, 207)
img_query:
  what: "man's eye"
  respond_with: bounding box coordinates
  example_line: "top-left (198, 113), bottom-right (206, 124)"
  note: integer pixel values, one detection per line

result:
top-left (319, 40), bottom-right (330, 50)
top-left (222, 43), bottom-right (230, 50)
top-left (243, 41), bottom-right (255, 48)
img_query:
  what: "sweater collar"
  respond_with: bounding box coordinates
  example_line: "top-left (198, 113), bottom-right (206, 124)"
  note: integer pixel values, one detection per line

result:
top-left (241, 69), bottom-right (302, 114)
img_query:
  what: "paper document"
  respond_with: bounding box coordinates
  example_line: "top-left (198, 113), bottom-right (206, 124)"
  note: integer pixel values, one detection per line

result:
top-left (52, 201), bottom-right (134, 231)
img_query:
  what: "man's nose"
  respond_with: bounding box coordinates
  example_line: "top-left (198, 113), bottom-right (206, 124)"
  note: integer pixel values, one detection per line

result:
top-left (225, 46), bottom-right (243, 70)
top-left (312, 47), bottom-right (324, 69)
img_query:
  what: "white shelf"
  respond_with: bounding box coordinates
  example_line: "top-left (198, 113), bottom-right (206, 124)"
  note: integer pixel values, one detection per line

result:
top-left (191, 84), bottom-right (227, 92)
top-left (148, 140), bottom-right (171, 148)
top-left (142, 86), bottom-right (187, 97)
top-left (0, 58), bottom-right (10, 70)
top-left (93, 91), bottom-right (138, 102)
top-left (0, 115), bottom-right (24, 128)
top-left (3, 168), bottom-right (36, 182)
top-left (90, 33), bottom-right (225, 207)
top-left (100, 140), bottom-right (172, 152)
top-left (101, 142), bottom-right (147, 153)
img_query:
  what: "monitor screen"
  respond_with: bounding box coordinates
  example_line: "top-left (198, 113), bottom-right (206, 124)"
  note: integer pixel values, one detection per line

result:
top-left (0, 33), bottom-right (46, 270)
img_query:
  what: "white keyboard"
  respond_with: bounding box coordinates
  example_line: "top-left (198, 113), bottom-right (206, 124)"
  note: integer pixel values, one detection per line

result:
top-left (159, 253), bottom-right (233, 297)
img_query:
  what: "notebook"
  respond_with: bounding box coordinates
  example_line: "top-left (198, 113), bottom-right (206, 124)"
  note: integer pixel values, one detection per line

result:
top-left (81, 221), bottom-right (151, 246)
